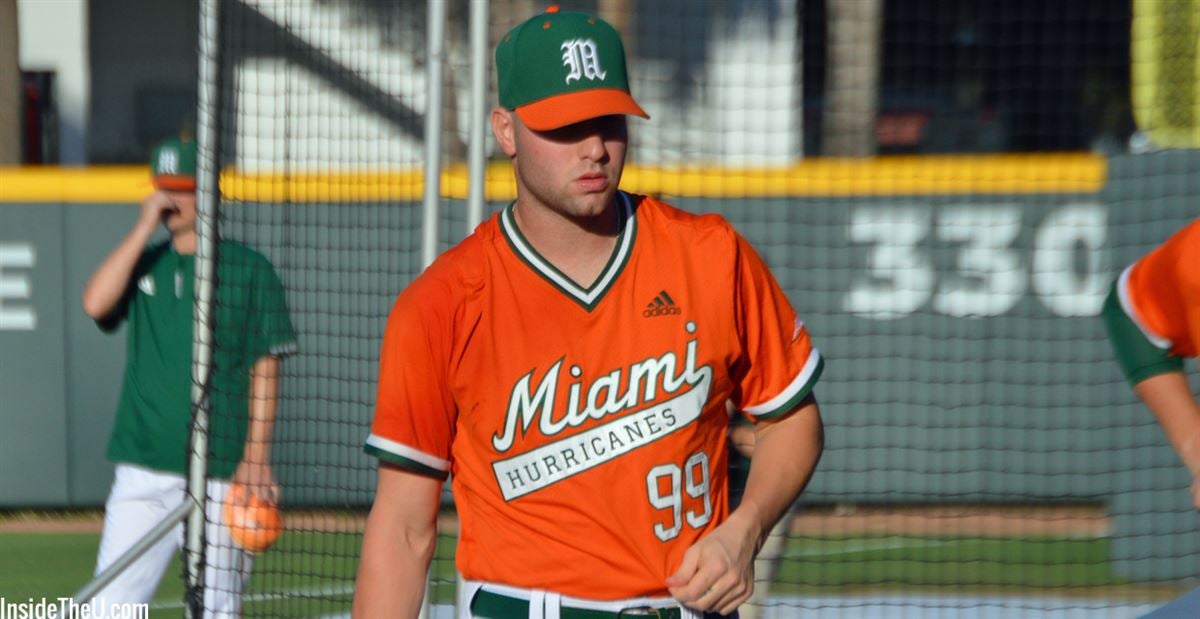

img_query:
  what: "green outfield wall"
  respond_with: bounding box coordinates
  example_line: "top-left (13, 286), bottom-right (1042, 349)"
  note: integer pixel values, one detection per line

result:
top-left (1, 152), bottom-right (1196, 581)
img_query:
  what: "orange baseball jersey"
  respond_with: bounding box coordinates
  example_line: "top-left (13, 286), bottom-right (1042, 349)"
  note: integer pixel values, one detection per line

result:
top-left (1118, 218), bottom-right (1200, 358)
top-left (366, 192), bottom-right (823, 599)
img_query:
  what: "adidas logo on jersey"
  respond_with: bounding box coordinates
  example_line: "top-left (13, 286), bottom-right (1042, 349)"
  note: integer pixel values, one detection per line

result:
top-left (643, 290), bottom-right (681, 317)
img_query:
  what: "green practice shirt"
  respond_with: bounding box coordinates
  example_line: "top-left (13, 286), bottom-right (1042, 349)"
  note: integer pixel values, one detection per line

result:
top-left (102, 241), bottom-right (298, 479)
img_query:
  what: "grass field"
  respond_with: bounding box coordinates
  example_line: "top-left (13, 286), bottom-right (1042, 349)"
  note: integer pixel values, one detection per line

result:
top-left (0, 523), bottom-right (1181, 618)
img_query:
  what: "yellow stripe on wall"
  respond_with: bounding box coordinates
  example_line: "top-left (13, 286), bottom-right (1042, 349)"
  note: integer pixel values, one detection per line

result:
top-left (623, 154), bottom-right (1106, 197)
top-left (0, 153), bottom-right (1105, 203)
top-left (0, 166), bottom-right (155, 202)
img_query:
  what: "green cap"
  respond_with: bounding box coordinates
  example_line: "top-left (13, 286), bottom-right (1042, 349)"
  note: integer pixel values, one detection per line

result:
top-left (496, 5), bottom-right (648, 131)
top-left (150, 137), bottom-right (197, 191)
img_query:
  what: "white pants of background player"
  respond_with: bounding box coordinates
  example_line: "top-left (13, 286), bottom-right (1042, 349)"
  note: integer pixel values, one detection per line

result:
top-left (92, 463), bottom-right (252, 619)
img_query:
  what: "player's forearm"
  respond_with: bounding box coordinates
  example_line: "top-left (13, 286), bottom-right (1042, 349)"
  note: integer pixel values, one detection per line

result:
top-left (81, 222), bottom-right (157, 319)
top-left (1134, 372), bottom-right (1200, 476)
top-left (353, 512), bottom-right (436, 618)
top-left (243, 356), bottom-right (280, 465)
top-left (353, 466), bottom-right (441, 619)
top-left (731, 396), bottom-right (824, 549)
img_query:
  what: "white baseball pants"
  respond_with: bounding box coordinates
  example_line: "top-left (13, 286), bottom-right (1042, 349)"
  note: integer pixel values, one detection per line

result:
top-left (92, 463), bottom-right (252, 619)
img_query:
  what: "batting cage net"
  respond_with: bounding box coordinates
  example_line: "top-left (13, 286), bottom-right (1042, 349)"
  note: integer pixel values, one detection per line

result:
top-left (192, 0), bottom-right (1198, 617)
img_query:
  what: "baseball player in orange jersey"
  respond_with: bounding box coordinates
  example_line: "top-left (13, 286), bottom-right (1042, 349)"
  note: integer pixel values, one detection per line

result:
top-left (1102, 218), bottom-right (1200, 511)
top-left (354, 7), bottom-right (824, 618)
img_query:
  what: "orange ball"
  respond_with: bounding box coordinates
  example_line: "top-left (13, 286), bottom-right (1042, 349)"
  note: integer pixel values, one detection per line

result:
top-left (222, 483), bottom-right (283, 554)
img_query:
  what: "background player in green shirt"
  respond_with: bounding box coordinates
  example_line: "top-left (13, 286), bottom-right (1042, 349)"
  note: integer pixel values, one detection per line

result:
top-left (81, 136), bottom-right (297, 617)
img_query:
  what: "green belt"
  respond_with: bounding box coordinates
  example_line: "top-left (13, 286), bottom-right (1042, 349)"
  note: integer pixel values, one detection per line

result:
top-left (470, 589), bottom-right (686, 619)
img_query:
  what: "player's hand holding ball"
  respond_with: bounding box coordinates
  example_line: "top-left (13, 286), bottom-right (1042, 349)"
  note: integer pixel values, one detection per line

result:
top-left (223, 481), bottom-right (283, 554)
top-left (232, 458), bottom-right (280, 504)
top-left (226, 459), bottom-right (283, 553)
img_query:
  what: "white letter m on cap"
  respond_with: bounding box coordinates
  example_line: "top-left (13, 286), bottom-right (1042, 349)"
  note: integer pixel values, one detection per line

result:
top-left (561, 39), bottom-right (607, 84)
top-left (158, 150), bottom-right (179, 174)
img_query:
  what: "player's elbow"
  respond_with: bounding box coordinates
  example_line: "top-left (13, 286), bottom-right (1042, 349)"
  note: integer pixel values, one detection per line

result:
top-left (391, 518), bottom-right (439, 562)
top-left (81, 289), bottom-right (111, 321)
top-left (362, 486), bottom-right (440, 564)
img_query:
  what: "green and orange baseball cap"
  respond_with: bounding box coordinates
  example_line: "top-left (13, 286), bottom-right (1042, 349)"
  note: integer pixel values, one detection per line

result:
top-left (150, 136), bottom-right (197, 191)
top-left (496, 5), bottom-right (649, 131)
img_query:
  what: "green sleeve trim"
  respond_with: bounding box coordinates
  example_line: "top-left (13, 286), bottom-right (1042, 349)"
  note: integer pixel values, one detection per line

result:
top-left (755, 355), bottom-right (824, 420)
top-left (364, 444), bottom-right (449, 480)
top-left (1101, 281), bottom-right (1184, 386)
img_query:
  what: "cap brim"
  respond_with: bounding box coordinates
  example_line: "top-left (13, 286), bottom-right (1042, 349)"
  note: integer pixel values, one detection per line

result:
top-left (516, 88), bottom-right (649, 131)
top-left (153, 175), bottom-right (197, 191)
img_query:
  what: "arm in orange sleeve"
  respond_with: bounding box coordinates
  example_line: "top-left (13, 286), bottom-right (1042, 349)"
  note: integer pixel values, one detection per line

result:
top-left (1137, 229), bottom-right (1200, 510)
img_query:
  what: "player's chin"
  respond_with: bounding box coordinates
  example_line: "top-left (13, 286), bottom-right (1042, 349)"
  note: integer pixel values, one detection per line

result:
top-left (164, 215), bottom-right (194, 234)
top-left (577, 186), bottom-right (618, 214)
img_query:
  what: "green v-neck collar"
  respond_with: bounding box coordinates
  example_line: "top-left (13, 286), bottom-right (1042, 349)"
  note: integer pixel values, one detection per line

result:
top-left (500, 191), bottom-right (637, 312)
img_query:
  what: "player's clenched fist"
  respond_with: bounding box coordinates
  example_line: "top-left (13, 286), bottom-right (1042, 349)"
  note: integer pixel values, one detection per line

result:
top-left (137, 190), bottom-right (177, 228)
top-left (666, 516), bottom-right (758, 614)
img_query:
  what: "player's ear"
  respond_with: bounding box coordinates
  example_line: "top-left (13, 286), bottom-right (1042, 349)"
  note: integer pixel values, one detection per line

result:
top-left (491, 107), bottom-right (517, 158)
